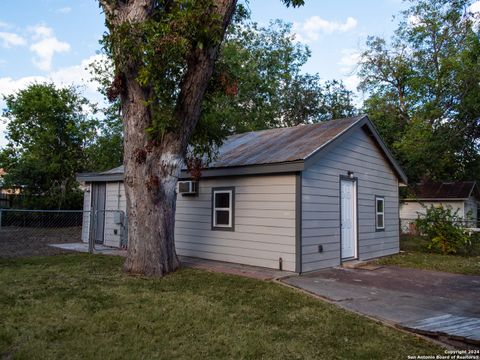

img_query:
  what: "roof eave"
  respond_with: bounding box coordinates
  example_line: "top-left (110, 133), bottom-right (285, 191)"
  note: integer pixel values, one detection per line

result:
top-left (76, 173), bottom-right (123, 182)
top-left (467, 181), bottom-right (479, 199)
top-left (180, 160), bottom-right (304, 179)
top-left (79, 161), bottom-right (305, 183)
top-left (364, 118), bottom-right (408, 185)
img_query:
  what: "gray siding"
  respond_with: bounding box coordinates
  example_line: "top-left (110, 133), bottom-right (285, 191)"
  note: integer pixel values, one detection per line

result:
top-left (301, 128), bottom-right (400, 272)
top-left (465, 196), bottom-right (478, 225)
top-left (81, 176), bottom-right (296, 269)
top-left (103, 182), bottom-right (126, 247)
top-left (81, 181), bottom-right (126, 247)
top-left (175, 175), bottom-right (297, 271)
top-left (81, 184), bottom-right (91, 243)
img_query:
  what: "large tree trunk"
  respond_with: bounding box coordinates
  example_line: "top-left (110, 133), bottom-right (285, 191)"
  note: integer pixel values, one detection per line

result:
top-left (100, 0), bottom-right (237, 277)
top-left (121, 79), bottom-right (183, 276)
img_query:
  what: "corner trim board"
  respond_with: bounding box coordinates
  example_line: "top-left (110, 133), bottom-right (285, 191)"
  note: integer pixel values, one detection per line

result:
top-left (295, 172), bottom-right (302, 273)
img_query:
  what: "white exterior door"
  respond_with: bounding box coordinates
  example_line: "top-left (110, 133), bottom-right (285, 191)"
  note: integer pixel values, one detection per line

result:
top-left (341, 179), bottom-right (357, 259)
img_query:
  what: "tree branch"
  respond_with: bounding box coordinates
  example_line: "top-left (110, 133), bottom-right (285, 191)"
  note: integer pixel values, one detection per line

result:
top-left (173, 0), bottom-right (238, 151)
top-left (99, 0), bottom-right (117, 19)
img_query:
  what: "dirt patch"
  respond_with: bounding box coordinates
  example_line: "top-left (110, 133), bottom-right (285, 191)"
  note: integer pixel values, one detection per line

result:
top-left (0, 227), bottom-right (82, 258)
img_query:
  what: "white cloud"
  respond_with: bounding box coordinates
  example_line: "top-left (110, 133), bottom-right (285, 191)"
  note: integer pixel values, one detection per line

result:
top-left (29, 25), bottom-right (70, 71)
top-left (0, 21), bottom-right (10, 29)
top-left (407, 15), bottom-right (422, 26)
top-left (0, 54), bottom-right (107, 99)
top-left (55, 7), bottom-right (72, 14)
top-left (30, 25), bottom-right (54, 40)
top-left (30, 38), bottom-right (70, 71)
top-left (294, 16), bottom-right (358, 42)
top-left (0, 32), bottom-right (26, 48)
top-left (469, 1), bottom-right (480, 13)
top-left (339, 49), bottom-right (361, 74)
top-left (337, 49), bottom-right (362, 102)
top-left (0, 75), bottom-right (46, 97)
top-left (49, 54), bottom-right (108, 94)
top-left (468, 1), bottom-right (480, 28)
top-left (343, 74), bottom-right (361, 93)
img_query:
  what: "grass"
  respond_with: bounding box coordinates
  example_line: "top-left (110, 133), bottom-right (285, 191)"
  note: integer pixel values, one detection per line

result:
top-left (376, 235), bottom-right (480, 276)
top-left (0, 254), bottom-right (441, 359)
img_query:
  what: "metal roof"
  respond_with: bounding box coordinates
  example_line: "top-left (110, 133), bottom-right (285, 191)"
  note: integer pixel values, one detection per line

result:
top-left (404, 181), bottom-right (479, 200)
top-left (76, 115), bottom-right (408, 184)
top-left (210, 115), bottom-right (365, 167)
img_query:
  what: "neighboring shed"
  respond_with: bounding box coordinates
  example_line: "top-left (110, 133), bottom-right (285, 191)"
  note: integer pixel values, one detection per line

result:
top-left (77, 115), bottom-right (407, 273)
top-left (400, 181), bottom-right (480, 231)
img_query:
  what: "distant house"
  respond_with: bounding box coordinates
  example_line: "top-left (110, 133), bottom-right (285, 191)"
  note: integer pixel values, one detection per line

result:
top-left (0, 168), bottom-right (21, 195)
top-left (0, 168), bottom-right (22, 208)
top-left (400, 181), bottom-right (480, 230)
top-left (0, 169), bottom-right (8, 208)
top-left (0, 168), bottom-right (6, 189)
top-left (77, 115), bottom-right (407, 273)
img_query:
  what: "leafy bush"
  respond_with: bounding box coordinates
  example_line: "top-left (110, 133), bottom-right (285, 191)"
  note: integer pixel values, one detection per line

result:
top-left (415, 205), bottom-right (474, 255)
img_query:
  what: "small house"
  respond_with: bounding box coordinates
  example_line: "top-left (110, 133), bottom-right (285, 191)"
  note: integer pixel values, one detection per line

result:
top-left (400, 181), bottom-right (480, 231)
top-left (77, 115), bottom-right (407, 273)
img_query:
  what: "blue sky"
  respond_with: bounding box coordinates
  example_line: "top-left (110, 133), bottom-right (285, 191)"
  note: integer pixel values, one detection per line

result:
top-left (0, 0), bottom-right (410, 147)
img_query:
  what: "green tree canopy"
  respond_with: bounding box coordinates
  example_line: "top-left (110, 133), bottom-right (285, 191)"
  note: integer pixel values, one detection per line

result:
top-left (93, 19), bottom-right (358, 161)
top-left (359, 0), bottom-right (480, 183)
top-left (0, 83), bottom-right (97, 209)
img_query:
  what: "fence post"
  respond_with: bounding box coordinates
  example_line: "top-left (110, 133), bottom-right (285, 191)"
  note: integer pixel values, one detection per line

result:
top-left (88, 208), bottom-right (94, 254)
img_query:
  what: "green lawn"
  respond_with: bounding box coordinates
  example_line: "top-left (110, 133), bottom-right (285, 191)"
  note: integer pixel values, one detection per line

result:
top-left (0, 254), bottom-right (440, 359)
top-left (376, 236), bottom-right (480, 276)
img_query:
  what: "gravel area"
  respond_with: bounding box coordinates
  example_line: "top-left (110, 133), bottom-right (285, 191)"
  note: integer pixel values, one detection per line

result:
top-left (0, 227), bottom-right (82, 258)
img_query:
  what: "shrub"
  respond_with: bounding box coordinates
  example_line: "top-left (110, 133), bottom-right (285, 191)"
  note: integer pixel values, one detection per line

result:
top-left (415, 205), bottom-right (472, 255)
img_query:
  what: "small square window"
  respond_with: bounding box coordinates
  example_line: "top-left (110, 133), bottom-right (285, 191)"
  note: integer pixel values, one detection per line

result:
top-left (375, 196), bottom-right (385, 231)
top-left (212, 187), bottom-right (235, 231)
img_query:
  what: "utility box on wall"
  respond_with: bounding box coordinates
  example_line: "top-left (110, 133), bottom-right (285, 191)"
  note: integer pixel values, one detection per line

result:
top-left (113, 211), bottom-right (123, 225)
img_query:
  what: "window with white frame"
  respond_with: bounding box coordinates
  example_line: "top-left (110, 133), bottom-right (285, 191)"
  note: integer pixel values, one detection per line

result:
top-left (375, 196), bottom-right (385, 230)
top-left (212, 187), bottom-right (234, 231)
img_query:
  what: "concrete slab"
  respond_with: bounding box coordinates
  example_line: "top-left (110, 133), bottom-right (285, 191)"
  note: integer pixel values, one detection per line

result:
top-left (181, 256), bottom-right (294, 280)
top-left (49, 242), bottom-right (127, 256)
top-left (283, 266), bottom-right (480, 345)
top-left (49, 242), bottom-right (293, 280)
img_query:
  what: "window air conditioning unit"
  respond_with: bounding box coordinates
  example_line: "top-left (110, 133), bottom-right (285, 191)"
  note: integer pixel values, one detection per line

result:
top-left (177, 181), bottom-right (198, 195)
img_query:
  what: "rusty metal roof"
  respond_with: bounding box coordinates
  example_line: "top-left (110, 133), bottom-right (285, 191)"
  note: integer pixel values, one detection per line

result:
top-left (211, 115), bottom-right (366, 168)
top-left (406, 181), bottom-right (478, 200)
top-left (95, 115), bottom-right (365, 175)
top-left (77, 114), bottom-right (408, 183)
top-left (100, 166), bottom-right (124, 175)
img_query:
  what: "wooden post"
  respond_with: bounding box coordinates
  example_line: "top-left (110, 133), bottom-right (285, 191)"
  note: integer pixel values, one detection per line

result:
top-left (88, 208), bottom-right (94, 253)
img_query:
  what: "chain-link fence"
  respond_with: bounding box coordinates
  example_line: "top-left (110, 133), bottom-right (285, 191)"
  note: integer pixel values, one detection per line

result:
top-left (0, 209), bottom-right (86, 258)
top-left (400, 218), bottom-right (480, 235)
top-left (0, 193), bottom-right (10, 208)
top-left (86, 209), bottom-right (128, 251)
top-left (0, 208), bottom-right (127, 258)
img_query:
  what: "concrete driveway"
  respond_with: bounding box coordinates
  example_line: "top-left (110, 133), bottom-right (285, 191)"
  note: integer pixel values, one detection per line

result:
top-left (282, 266), bottom-right (480, 346)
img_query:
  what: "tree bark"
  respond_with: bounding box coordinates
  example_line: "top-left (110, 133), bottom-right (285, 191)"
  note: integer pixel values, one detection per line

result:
top-left (100, 0), bottom-right (237, 277)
